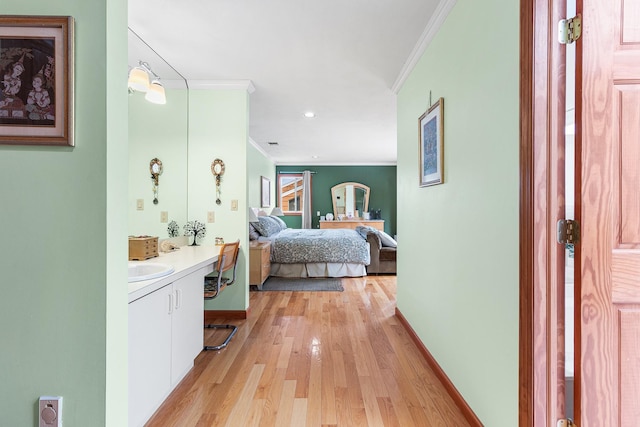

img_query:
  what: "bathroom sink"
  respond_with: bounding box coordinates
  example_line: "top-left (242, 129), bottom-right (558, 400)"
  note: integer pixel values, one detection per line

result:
top-left (128, 262), bottom-right (175, 282)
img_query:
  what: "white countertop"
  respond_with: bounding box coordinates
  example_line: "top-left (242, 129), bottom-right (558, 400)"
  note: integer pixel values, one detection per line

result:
top-left (128, 245), bottom-right (219, 303)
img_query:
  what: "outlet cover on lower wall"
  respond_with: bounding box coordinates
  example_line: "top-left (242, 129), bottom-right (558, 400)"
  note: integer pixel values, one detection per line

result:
top-left (207, 211), bottom-right (215, 223)
top-left (39, 396), bottom-right (62, 427)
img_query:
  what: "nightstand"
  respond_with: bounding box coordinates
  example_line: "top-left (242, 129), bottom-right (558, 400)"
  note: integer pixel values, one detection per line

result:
top-left (249, 241), bottom-right (271, 289)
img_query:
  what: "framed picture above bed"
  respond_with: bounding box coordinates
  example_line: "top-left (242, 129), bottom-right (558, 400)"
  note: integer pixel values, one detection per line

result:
top-left (418, 97), bottom-right (444, 187)
top-left (261, 176), bottom-right (271, 208)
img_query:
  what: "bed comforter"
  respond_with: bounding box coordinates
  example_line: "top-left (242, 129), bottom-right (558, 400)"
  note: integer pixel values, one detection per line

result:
top-left (267, 228), bottom-right (370, 265)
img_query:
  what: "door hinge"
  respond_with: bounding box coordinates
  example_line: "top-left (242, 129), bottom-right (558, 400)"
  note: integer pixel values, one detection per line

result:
top-left (558, 14), bottom-right (582, 44)
top-left (557, 419), bottom-right (576, 427)
top-left (557, 219), bottom-right (580, 244)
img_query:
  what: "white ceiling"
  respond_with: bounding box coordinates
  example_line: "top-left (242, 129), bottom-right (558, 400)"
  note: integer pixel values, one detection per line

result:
top-left (128, 0), bottom-right (444, 165)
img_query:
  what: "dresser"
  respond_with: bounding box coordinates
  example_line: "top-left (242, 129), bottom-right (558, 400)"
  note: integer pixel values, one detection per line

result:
top-left (249, 241), bottom-right (271, 287)
top-left (319, 219), bottom-right (384, 231)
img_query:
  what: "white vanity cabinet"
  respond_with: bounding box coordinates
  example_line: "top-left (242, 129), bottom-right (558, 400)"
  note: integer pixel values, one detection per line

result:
top-left (170, 268), bottom-right (205, 386)
top-left (128, 266), bottom-right (208, 427)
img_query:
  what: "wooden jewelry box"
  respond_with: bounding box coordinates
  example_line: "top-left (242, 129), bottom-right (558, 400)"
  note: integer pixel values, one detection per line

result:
top-left (128, 236), bottom-right (159, 261)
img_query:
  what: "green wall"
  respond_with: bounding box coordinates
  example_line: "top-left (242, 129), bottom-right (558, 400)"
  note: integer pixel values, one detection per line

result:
top-left (129, 88), bottom-right (188, 237)
top-left (188, 88), bottom-right (251, 311)
top-left (0, 2), bottom-right (129, 426)
top-left (248, 143), bottom-right (276, 209)
top-left (275, 165), bottom-right (397, 235)
top-left (396, 0), bottom-right (519, 425)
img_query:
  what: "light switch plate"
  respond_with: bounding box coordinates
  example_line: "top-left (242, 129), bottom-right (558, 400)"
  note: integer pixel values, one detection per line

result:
top-left (136, 199), bottom-right (144, 211)
top-left (231, 200), bottom-right (238, 211)
top-left (207, 211), bottom-right (215, 223)
top-left (160, 211), bottom-right (168, 223)
top-left (39, 396), bottom-right (62, 427)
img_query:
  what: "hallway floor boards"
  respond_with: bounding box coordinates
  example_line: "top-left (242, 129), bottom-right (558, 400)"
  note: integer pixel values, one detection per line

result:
top-left (145, 275), bottom-right (470, 426)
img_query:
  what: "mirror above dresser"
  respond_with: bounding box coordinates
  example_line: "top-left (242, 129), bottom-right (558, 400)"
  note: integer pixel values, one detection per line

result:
top-left (331, 182), bottom-right (370, 219)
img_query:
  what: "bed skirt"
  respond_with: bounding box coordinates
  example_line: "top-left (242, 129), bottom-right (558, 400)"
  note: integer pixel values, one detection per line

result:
top-left (270, 262), bottom-right (366, 278)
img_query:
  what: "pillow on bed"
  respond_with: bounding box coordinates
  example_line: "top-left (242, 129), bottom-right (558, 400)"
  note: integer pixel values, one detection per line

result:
top-left (378, 231), bottom-right (397, 248)
top-left (249, 223), bottom-right (260, 240)
top-left (355, 225), bottom-right (378, 239)
top-left (269, 215), bottom-right (287, 231)
top-left (254, 216), bottom-right (282, 237)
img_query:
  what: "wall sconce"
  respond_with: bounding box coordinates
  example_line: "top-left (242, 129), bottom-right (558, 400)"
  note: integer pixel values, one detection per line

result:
top-left (149, 158), bottom-right (163, 204)
top-left (128, 61), bottom-right (166, 105)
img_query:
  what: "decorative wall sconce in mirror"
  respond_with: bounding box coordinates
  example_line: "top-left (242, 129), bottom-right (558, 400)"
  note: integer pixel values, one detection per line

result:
top-left (211, 158), bottom-right (225, 205)
top-left (128, 60), bottom-right (167, 105)
top-left (150, 158), bottom-right (163, 204)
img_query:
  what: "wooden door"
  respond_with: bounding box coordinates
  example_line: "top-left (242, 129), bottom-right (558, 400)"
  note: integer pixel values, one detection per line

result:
top-left (578, 0), bottom-right (640, 425)
top-left (519, 0), bottom-right (570, 424)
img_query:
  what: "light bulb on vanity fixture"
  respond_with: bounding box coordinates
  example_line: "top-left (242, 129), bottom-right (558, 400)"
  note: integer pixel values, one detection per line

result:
top-left (128, 61), bottom-right (166, 104)
top-left (128, 67), bottom-right (149, 92)
top-left (145, 80), bottom-right (166, 105)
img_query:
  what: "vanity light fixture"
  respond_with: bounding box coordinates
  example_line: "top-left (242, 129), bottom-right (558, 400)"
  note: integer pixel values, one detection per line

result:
top-left (128, 61), bottom-right (166, 105)
top-left (145, 80), bottom-right (166, 105)
top-left (128, 67), bottom-right (149, 92)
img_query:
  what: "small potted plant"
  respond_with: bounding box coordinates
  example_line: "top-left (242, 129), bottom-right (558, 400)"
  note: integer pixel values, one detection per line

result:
top-left (184, 220), bottom-right (206, 246)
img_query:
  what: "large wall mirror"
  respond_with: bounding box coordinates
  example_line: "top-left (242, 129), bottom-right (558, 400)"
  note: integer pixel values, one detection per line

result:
top-left (128, 28), bottom-right (189, 238)
top-left (331, 182), bottom-right (370, 219)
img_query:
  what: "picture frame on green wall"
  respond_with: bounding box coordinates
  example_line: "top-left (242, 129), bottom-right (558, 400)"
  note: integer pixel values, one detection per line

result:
top-left (418, 97), bottom-right (444, 187)
top-left (0, 16), bottom-right (74, 147)
top-left (261, 176), bottom-right (271, 207)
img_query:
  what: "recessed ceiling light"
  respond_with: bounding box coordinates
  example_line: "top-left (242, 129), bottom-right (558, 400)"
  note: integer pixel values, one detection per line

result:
top-left (304, 111), bottom-right (315, 118)
top-left (312, 155), bottom-right (319, 159)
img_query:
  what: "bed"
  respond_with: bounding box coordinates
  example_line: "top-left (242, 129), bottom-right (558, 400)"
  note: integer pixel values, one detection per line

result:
top-left (250, 215), bottom-right (370, 278)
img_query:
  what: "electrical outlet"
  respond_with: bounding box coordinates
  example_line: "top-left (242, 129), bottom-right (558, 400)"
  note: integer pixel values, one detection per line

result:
top-left (231, 200), bottom-right (238, 211)
top-left (160, 211), bottom-right (168, 223)
top-left (136, 199), bottom-right (144, 210)
top-left (39, 396), bottom-right (62, 427)
top-left (207, 211), bottom-right (215, 223)
top-left (317, 211), bottom-right (320, 216)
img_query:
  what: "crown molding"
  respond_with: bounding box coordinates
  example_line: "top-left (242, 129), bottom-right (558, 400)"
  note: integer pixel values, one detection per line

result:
top-left (161, 79), bottom-right (188, 90)
top-left (248, 137), bottom-right (276, 162)
top-left (187, 79), bottom-right (255, 93)
top-left (391, 0), bottom-right (457, 94)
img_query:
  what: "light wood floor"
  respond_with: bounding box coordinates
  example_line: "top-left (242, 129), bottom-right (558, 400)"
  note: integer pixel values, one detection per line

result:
top-left (146, 276), bottom-right (470, 426)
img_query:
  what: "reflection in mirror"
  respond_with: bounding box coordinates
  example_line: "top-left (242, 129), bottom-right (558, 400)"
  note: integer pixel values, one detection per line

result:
top-left (128, 28), bottom-right (189, 238)
top-left (149, 158), bottom-right (163, 205)
top-left (331, 182), bottom-right (370, 219)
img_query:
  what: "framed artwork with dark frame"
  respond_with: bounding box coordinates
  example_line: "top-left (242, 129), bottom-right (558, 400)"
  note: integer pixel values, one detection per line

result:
top-left (261, 176), bottom-right (271, 208)
top-left (418, 97), bottom-right (444, 187)
top-left (0, 16), bottom-right (74, 146)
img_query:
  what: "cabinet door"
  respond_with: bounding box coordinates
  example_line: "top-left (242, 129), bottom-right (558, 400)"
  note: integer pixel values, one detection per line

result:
top-left (129, 284), bottom-right (173, 427)
top-left (171, 267), bottom-right (205, 386)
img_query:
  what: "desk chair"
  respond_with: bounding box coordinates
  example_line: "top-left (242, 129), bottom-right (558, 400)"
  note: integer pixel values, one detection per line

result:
top-left (203, 240), bottom-right (240, 351)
